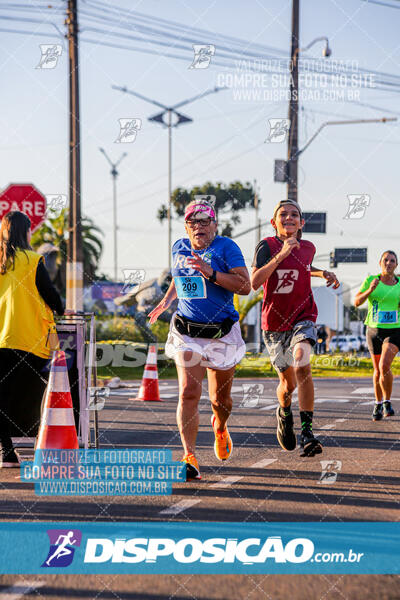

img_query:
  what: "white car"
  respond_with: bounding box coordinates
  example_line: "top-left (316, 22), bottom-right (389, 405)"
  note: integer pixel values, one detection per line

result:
top-left (348, 336), bottom-right (361, 352)
top-left (330, 336), bottom-right (351, 353)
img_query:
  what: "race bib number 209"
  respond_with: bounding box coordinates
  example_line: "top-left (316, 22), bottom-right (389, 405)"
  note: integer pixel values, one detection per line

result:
top-left (174, 276), bottom-right (207, 299)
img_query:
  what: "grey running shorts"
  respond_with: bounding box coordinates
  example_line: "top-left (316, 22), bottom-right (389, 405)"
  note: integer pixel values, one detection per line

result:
top-left (263, 320), bottom-right (317, 372)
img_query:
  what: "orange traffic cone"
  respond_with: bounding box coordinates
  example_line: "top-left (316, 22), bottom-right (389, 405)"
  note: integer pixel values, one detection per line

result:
top-left (133, 345), bottom-right (163, 401)
top-left (35, 350), bottom-right (79, 450)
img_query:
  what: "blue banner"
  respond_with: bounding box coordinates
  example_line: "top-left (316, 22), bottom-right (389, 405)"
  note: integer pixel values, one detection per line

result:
top-left (0, 522), bottom-right (398, 574)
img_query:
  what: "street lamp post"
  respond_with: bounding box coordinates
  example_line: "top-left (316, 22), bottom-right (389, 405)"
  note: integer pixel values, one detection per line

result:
top-left (295, 117), bottom-right (397, 158)
top-left (112, 85), bottom-right (226, 268)
top-left (287, 21), bottom-right (332, 202)
top-left (99, 148), bottom-right (127, 281)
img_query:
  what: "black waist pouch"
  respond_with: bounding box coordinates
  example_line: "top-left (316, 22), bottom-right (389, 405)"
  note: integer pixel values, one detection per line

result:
top-left (174, 314), bottom-right (235, 339)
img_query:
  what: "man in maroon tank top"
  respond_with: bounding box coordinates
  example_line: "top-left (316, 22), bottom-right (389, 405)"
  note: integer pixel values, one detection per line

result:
top-left (251, 200), bottom-right (339, 457)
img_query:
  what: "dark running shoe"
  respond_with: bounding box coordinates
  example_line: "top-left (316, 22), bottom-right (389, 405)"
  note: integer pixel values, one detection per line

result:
top-left (276, 406), bottom-right (296, 451)
top-left (372, 403), bottom-right (383, 421)
top-left (1, 447), bottom-right (21, 468)
top-left (383, 401), bottom-right (395, 418)
top-left (299, 430), bottom-right (322, 458)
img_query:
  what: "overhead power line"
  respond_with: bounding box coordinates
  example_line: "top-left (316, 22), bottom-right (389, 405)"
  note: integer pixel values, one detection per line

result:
top-left (360, 0), bottom-right (400, 8)
top-left (3, 2), bottom-right (400, 92)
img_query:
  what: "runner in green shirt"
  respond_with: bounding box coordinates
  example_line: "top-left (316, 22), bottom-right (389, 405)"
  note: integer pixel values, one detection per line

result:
top-left (354, 250), bottom-right (399, 420)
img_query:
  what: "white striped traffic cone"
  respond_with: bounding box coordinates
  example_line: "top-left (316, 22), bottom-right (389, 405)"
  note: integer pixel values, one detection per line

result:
top-left (133, 345), bottom-right (163, 401)
top-left (35, 350), bottom-right (79, 450)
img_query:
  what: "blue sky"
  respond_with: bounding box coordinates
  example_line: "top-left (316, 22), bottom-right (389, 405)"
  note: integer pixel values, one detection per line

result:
top-left (1, 0), bottom-right (399, 293)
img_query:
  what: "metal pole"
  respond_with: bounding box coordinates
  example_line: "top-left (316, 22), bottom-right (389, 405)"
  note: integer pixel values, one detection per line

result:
top-left (297, 117), bottom-right (397, 157)
top-left (254, 181), bottom-right (262, 353)
top-left (112, 169), bottom-right (118, 281)
top-left (254, 180), bottom-right (260, 246)
top-left (335, 293), bottom-right (339, 333)
top-left (287, 0), bottom-right (299, 203)
top-left (66, 0), bottom-right (83, 310)
top-left (167, 109), bottom-right (172, 269)
top-left (99, 148), bottom-right (127, 281)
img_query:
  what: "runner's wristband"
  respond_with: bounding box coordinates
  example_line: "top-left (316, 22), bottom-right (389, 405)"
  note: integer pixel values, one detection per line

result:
top-left (208, 269), bottom-right (217, 283)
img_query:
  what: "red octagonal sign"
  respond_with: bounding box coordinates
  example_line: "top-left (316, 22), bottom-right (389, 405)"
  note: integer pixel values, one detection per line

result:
top-left (0, 183), bottom-right (47, 233)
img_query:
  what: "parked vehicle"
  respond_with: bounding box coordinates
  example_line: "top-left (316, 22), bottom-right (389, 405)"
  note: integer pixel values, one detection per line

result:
top-left (330, 335), bottom-right (351, 353)
top-left (348, 336), bottom-right (361, 351)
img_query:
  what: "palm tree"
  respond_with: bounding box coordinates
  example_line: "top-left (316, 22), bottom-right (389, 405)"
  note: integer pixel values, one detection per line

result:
top-left (31, 208), bottom-right (104, 294)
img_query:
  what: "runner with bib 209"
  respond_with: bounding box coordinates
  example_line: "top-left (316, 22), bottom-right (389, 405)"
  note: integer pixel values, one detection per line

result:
top-left (354, 250), bottom-right (399, 421)
top-left (251, 199), bottom-right (340, 457)
top-left (148, 199), bottom-right (250, 480)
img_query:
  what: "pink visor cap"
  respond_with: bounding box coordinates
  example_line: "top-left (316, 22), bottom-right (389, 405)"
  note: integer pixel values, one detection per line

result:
top-left (184, 202), bottom-right (216, 221)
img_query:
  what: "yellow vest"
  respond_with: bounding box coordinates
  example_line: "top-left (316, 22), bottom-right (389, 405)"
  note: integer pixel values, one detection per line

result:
top-left (0, 249), bottom-right (57, 358)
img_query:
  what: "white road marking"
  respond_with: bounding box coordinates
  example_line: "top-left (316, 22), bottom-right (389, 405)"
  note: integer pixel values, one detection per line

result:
top-left (351, 387), bottom-right (375, 394)
top-left (314, 398), bottom-right (350, 404)
top-left (159, 499), bottom-right (201, 515)
top-left (209, 476), bottom-right (243, 489)
top-left (110, 388), bottom-right (139, 395)
top-left (320, 423), bottom-right (336, 430)
top-left (251, 458), bottom-right (278, 469)
top-left (0, 581), bottom-right (44, 599)
top-left (259, 398), bottom-right (299, 411)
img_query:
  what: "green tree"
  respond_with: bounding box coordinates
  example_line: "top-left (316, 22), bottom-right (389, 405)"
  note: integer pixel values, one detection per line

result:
top-left (31, 208), bottom-right (104, 293)
top-left (233, 289), bottom-right (263, 323)
top-left (157, 181), bottom-right (257, 237)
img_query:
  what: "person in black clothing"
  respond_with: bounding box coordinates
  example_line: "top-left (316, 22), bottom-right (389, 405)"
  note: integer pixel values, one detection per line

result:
top-left (316, 326), bottom-right (328, 354)
top-left (0, 211), bottom-right (64, 467)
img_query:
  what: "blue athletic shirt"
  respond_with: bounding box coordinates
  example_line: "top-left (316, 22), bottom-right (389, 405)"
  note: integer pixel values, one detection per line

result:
top-left (171, 235), bottom-right (246, 323)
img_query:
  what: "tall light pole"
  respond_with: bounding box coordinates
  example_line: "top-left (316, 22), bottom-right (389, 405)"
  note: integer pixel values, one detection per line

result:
top-left (287, 0), bottom-right (300, 203)
top-left (66, 0), bottom-right (84, 310)
top-left (287, 0), bottom-right (331, 203)
top-left (99, 148), bottom-right (127, 281)
top-left (112, 85), bottom-right (226, 267)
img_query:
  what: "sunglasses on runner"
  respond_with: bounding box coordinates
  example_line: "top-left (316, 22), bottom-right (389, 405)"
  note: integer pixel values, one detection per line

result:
top-left (186, 218), bottom-right (213, 227)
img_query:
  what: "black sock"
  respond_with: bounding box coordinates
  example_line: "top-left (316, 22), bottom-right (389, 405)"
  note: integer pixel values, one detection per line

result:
top-left (300, 411), bottom-right (313, 432)
top-left (280, 405), bottom-right (292, 418)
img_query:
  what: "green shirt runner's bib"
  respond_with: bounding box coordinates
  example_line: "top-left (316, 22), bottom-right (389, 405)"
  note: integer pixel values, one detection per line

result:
top-left (359, 275), bottom-right (400, 328)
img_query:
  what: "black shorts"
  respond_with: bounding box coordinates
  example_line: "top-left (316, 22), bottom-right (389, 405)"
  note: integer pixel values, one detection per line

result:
top-left (366, 327), bottom-right (400, 356)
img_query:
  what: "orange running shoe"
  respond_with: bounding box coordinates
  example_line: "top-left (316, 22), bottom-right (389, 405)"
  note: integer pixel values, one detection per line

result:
top-left (211, 415), bottom-right (233, 461)
top-left (181, 453), bottom-right (201, 480)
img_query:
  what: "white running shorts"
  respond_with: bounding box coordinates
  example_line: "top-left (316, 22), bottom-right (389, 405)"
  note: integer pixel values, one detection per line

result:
top-left (165, 314), bottom-right (246, 370)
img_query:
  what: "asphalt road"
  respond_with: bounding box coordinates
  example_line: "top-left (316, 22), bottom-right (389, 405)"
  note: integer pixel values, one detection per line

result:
top-left (0, 377), bottom-right (399, 599)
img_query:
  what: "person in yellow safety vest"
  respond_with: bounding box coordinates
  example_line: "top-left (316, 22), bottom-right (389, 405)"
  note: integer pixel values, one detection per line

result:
top-left (0, 211), bottom-right (64, 467)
